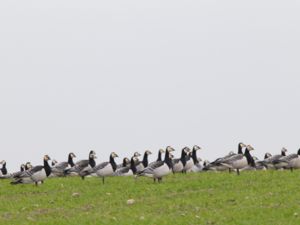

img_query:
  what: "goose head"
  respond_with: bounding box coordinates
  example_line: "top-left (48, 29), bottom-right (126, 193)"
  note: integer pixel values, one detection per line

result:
top-left (264, 153), bottom-right (272, 159)
top-left (44, 155), bottom-right (51, 161)
top-left (193, 145), bottom-right (201, 151)
top-left (159, 149), bottom-right (165, 154)
top-left (20, 164), bottom-right (26, 171)
top-left (51, 160), bottom-right (58, 166)
top-left (145, 150), bottom-right (152, 155)
top-left (0, 160), bottom-right (5, 165)
top-left (25, 162), bottom-right (32, 170)
top-left (111, 152), bottom-right (118, 158)
top-left (133, 152), bottom-right (141, 157)
top-left (69, 152), bottom-right (76, 159)
top-left (281, 148), bottom-right (288, 155)
top-left (183, 147), bottom-right (191, 153)
top-left (166, 146), bottom-right (175, 152)
top-left (89, 150), bottom-right (97, 159)
top-left (123, 157), bottom-right (130, 165)
top-left (246, 145), bottom-right (254, 151)
top-left (239, 142), bottom-right (246, 148)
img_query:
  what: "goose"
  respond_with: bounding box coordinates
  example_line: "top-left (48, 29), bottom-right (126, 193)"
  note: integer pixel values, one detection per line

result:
top-left (136, 150), bottom-right (152, 173)
top-left (185, 145), bottom-right (201, 172)
top-left (0, 160), bottom-right (8, 176)
top-left (116, 157), bottom-right (130, 170)
top-left (172, 147), bottom-right (189, 173)
top-left (272, 149), bottom-right (300, 171)
top-left (51, 152), bottom-right (76, 177)
top-left (189, 146), bottom-right (203, 172)
top-left (138, 146), bottom-right (175, 182)
top-left (204, 143), bottom-right (246, 171)
top-left (11, 155), bottom-right (51, 186)
top-left (260, 148), bottom-right (287, 169)
top-left (114, 156), bottom-right (138, 176)
top-left (220, 145), bottom-right (255, 175)
top-left (64, 151), bottom-right (96, 177)
top-left (148, 149), bottom-right (165, 167)
top-left (93, 152), bottom-right (118, 184)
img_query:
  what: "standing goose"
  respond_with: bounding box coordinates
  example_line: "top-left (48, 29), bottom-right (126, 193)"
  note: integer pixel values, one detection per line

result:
top-left (138, 146), bottom-right (175, 182)
top-left (272, 149), bottom-right (300, 171)
top-left (0, 160), bottom-right (8, 176)
top-left (51, 153), bottom-right (76, 177)
top-left (261, 148), bottom-right (287, 169)
top-left (64, 151), bottom-right (96, 177)
top-left (220, 145), bottom-right (255, 175)
top-left (148, 149), bottom-right (165, 167)
top-left (11, 155), bottom-right (52, 186)
top-left (93, 152), bottom-right (119, 184)
top-left (184, 145), bottom-right (201, 172)
top-left (172, 147), bottom-right (189, 173)
top-left (204, 143), bottom-right (246, 171)
top-left (136, 150), bottom-right (152, 173)
top-left (190, 146), bottom-right (204, 172)
top-left (114, 156), bottom-right (138, 176)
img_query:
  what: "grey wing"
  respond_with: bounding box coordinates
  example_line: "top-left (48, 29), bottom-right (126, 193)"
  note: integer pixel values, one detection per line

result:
top-left (141, 161), bottom-right (164, 175)
top-left (93, 162), bottom-right (109, 172)
top-left (55, 162), bottom-right (69, 169)
top-left (79, 165), bottom-right (93, 177)
top-left (222, 154), bottom-right (243, 164)
top-left (114, 167), bottom-right (130, 176)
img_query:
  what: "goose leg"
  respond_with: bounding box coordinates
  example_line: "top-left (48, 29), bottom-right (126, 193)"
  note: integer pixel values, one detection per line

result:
top-left (35, 182), bottom-right (38, 186)
top-left (102, 177), bottom-right (105, 184)
top-left (236, 169), bottom-right (240, 175)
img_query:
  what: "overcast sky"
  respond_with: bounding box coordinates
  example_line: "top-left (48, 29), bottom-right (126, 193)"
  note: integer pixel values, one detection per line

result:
top-left (1, 1), bottom-right (300, 170)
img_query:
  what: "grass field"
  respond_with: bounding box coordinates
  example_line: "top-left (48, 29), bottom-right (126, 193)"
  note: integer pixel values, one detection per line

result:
top-left (1, 170), bottom-right (300, 225)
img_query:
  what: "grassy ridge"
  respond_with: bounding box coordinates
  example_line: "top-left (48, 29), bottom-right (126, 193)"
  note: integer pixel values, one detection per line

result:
top-left (0, 171), bottom-right (300, 225)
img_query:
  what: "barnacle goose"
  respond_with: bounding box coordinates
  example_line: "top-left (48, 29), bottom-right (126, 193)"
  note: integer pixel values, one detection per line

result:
top-left (184, 145), bottom-right (201, 172)
top-left (93, 152), bottom-right (119, 184)
top-left (260, 148), bottom-right (287, 169)
top-left (51, 153), bottom-right (76, 177)
top-left (114, 156), bottom-right (138, 176)
top-left (204, 143), bottom-right (246, 171)
top-left (190, 146), bottom-right (204, 172)
top-left (138, 146), bottom-right (175, 182)
top-left (11, 155), bottom-right (52, 186)
top-left (0, 160), bottom-right (8, 176)
top-left (148, 149), bottom-right (165, 167)
top-left (272, 149), bottom-right (300, 171)
top-left (220, 145), bottom-right (255, 175)
top-left (172, 147), bottom-right (189, 173)
top-left (116, 157), bottom-right (130, 170)
top-left (64, 151), bottom-right (96, 177)
top-left (136, 150), bottom-right (152, 173)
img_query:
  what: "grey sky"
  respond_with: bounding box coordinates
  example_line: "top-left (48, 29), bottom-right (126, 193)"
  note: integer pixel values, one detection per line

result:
top-left (1, 1), bottom-right (300, 170)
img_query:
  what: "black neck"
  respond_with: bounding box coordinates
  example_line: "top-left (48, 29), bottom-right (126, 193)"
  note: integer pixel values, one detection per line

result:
top-left (244, 149), bottom-right (255, 166)
top-left (164, 150), bottom-right (172, 169)
top-left (157, 151), bottom-right (162, 161)
top-left (89, 156), bottom-right (96, 168)
top-left (192, 149), bottom-right (199, 164)
top-left (264, 154), bottom-right (269, 159)
top-left (180, 149), bottom-right (187, 165)
top-left (130, 157), bottom-right (137, 174)
top-left (44, 160), bottom-right (51, 177)
top-left (20, 166), bottom-right (24, 172)
top-left (282, 151), bottom-right (286, 156)
top-left (238, 144), bottom-right (243, 154)
top-left (1, 163), bottom-right (7, 175)
top-left (142, 153), bottom-right (148, 167)
top-left (68, 154), bottom-right (75, 167)
top-left (110, 155), bottom-right (117, 171)
top-left (298, 149), bottom-right (300, 155)
top-left (122, 158), bottom-right (127, 167)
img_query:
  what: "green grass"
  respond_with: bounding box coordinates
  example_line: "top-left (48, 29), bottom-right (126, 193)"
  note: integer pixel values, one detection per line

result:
top-left (1, 171), bottom-right (300, 225)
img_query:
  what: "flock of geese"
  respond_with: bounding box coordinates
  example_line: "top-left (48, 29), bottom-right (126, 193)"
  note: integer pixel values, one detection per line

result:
top-left (1, 143), bottom-right (300, 186)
